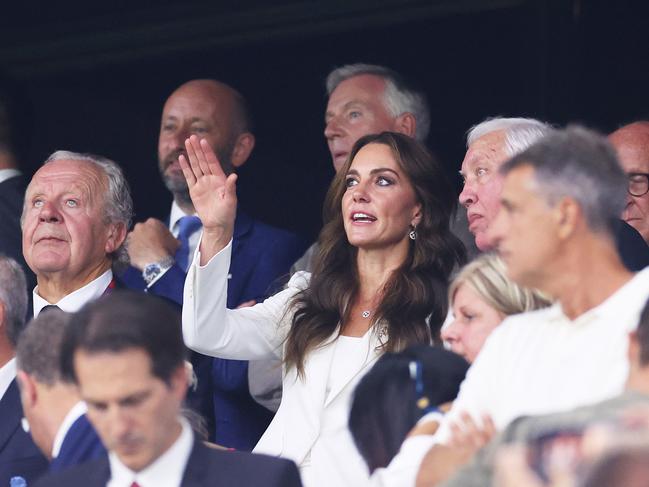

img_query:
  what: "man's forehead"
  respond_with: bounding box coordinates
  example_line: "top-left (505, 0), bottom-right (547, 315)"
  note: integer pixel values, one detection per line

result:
top-left (461, 131), bottom-right (509, 171)
top-left (29, 159), bottom-right (104, 192)
top-left (327, 74), bottom-right (386, 106)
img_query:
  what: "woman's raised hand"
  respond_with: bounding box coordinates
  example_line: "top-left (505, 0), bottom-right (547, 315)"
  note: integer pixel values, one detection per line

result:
top-left (179, 135), bottom-right (237, 263)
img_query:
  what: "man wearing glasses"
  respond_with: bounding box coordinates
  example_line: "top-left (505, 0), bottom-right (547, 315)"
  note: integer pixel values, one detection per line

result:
top-left (610, 121), bottom-right (649, 245)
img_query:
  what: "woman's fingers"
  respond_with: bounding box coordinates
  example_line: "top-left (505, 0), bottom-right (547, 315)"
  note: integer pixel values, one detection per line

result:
top-left (184, 136), bottom-right (204, 178)
top-left (178, 154), bottom-right (196, 187)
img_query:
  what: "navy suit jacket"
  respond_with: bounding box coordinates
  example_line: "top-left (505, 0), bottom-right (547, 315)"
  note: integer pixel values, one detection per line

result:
top-left (121, 209), bottom-right (307, 449)
top-left (614, 219), bottom-right (649, 271)
top-left (49, 414), bottom-right (105, 473)
top-left (0, 379), bottom-right (48, 485)
top-left (34, 437), bottom-right (303, 487)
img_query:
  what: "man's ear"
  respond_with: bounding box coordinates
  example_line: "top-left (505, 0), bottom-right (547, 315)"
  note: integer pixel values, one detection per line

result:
top-left (554, 197), bottom-right (580, 240)
top-left (16, 370), bottom-right (38, 408)
top-left (104, 222), bottom-right (128, 255)
top-left (394, 113), bottom-right (417, 139)
top-left (170, 363), bottom-right (189, 402)
top-left (230, 132), bottom-right (256, 169)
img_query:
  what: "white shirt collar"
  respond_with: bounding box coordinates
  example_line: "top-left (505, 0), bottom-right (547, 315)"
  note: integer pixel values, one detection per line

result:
top-left (32, 269), bottom-right (113, 317)
top-left (0, 358), bottom-right (16, 400)
top-left (0, 168), bottom-right (21, 184)
top-left (108, 418), bottom-right (193, 487)
top-left (169, 201), bottom-right (196, 234)
top-left (51, 401), bottom-right (88, 458)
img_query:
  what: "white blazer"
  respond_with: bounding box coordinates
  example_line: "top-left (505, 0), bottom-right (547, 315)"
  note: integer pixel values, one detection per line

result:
top-left (183, 241), bottom-right (385, 487)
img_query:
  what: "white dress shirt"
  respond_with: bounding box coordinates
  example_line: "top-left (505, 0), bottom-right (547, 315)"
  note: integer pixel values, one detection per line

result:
top-left (0, 168), bottom-right (21, 184)
top-left (0, 358), bottom-right (16, 400)
top-left (107, 418), bottom-right (193, 487)
top-left (434, 266), bottom-right (649, 444)
top-left (169, 201), bottom-right (201, 269)
top-left (32, 269), bottom-right (113, 317)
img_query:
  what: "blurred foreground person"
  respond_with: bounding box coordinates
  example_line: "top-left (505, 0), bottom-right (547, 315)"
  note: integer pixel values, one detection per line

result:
top-left (0, 256), bottom-right (47, 485)
top-left (349, 345), bottom-right (468, 472)
top-left (16, 309), bottom-right (105, 472)
top-left (35, 292), bottom-right (302, 487)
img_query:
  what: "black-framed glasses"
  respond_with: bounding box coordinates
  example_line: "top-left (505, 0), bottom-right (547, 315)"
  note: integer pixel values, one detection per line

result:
top-left (627, 173), bottom-right (649, 197)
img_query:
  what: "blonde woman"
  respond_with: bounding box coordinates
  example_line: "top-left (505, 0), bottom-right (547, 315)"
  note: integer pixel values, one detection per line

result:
top-left (442, 254), bottom-right (551, 363)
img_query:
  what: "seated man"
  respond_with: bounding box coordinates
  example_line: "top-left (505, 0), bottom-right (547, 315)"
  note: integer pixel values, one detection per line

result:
top-left (34, 291), bottom-right (302, 487)
top-left (22, 151), bottom-right (131, 317)
top-left (16, 309), bottom-right (105, 472)
top-left (0, 256), bottom-right (47, 485)
top-left (460, 117), bottom-right (649, 270)
top-left (122, 79), bottom-right (306, 448)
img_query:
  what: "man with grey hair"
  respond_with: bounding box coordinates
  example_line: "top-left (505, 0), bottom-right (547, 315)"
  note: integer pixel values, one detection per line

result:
top-left (459, 116), bottom-right (648, 269)
top-left (411, 127), bottom-right (649, 486)
top-left (324, 63), bottom-right (429, 171)
top-left (21, 150), bottom-right (132, 317)
top-left (0, 255), bottom-right (48, 485)
top-left (293, 63), bottom-right (442, 273)
top-left (16, 309), bottom-right (105, 472)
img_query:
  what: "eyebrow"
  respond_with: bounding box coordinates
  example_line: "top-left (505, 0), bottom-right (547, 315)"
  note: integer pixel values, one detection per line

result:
top-left (346, 167), bottom-right (401, 178)
top-left (325, 100), bottom-right (366, 121)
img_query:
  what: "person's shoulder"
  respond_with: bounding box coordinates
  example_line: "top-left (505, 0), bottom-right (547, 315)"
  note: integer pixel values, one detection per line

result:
top-left (32, 456), bottom-right (108, 487)
top-left (195, 445), bottom-right (302, 486)
top-left (488, 305), bottom-right (559, 341)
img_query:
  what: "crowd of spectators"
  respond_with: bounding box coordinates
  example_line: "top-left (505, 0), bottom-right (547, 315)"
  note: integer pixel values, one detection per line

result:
top-left (0, 60), bottom-right (648, 487)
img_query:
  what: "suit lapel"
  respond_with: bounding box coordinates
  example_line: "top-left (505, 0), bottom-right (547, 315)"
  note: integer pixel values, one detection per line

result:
top-left (180, 438), bottom-right (208, 487)
top-left (0, 380), bottom-right (23, 453)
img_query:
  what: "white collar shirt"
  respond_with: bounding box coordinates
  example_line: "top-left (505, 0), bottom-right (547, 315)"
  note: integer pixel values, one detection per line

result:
top-left (169, 201), bottom-right (201, 272)
top-left (32, 269), bottom-right (113, 317)
top-left (51, 401), bottom-right (88, 459)
top-left (0, 358), bottom-right (16, 400)
top-left (107, 418), bottom-right (193, 487)
top-left (434, 266), bottom-right (649, 444)
top-left (0, 168), bottom-right (21, 184)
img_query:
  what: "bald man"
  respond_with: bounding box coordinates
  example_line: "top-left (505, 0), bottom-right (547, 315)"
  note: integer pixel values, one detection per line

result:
top-left (609, 121), bottom-right (649, 244)
top-left (121, 79), bottom-right (306, 450)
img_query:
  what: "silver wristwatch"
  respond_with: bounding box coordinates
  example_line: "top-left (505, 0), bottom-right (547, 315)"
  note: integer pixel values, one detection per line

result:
top-left (142, 257), bottom-right (175, 286)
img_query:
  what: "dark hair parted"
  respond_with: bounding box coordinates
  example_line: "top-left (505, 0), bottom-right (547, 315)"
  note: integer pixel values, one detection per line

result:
top-left (349, 345), bottom-right (469, 472)
top-left (60, 291), bottom-right (186, 385)
top-left (285, 132), bottom-right (466, 375)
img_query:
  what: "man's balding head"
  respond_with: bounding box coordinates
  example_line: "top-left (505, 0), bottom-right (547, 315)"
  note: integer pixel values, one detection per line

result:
top-left (158, 79), bottom-right (255, 202)
top-left (609, 121), bottom-right (649, 243)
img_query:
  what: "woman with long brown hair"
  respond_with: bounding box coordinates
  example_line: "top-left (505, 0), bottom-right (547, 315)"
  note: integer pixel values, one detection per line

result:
top-left (180, 131), bottom-right (465, 487)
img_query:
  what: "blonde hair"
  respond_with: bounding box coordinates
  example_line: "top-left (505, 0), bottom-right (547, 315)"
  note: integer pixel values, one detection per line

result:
top-left (449, 254), bottom-right (551, 316)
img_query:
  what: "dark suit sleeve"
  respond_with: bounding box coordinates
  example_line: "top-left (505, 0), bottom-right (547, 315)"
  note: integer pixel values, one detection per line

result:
top-left (120, 264), bottom-right (187, 306)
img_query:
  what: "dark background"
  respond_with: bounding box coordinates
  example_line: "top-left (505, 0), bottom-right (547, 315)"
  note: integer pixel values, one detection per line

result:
top-left (0, 0), bottom-right (647, 242)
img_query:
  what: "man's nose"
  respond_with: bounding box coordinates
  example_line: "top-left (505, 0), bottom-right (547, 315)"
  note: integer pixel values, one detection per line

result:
top-left (324, 116), bottom-right (345, 141)
top-left (38, 201), bottom-right (62, 223)
top-left (459, 181), bottom-right (476, 207)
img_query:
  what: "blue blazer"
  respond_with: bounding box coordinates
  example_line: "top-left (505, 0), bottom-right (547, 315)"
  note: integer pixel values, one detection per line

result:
top-left (34, 437), bottom-right (303, 487)
top-left (121, 209), bottom-right (307, 450)
top-left (0, 379), bottom-right (48, 485)
top-left (49, 414), bottom-right (105, 473)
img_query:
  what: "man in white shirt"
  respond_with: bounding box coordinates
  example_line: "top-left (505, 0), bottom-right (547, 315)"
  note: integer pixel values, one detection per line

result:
top-left (33, 291), bottom-right (302, 487)
top-left (0, 256), bottom-right (48, 485)
top-left (21, 151), bottom-right (132, 317)
top-left (16, 309), bottom-right (105, 473)
top-left (411, 126), bottom-right (649, 486)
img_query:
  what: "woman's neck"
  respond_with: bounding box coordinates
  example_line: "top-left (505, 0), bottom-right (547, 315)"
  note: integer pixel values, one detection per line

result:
top-left (355, 244), bottom-right (408, 298)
